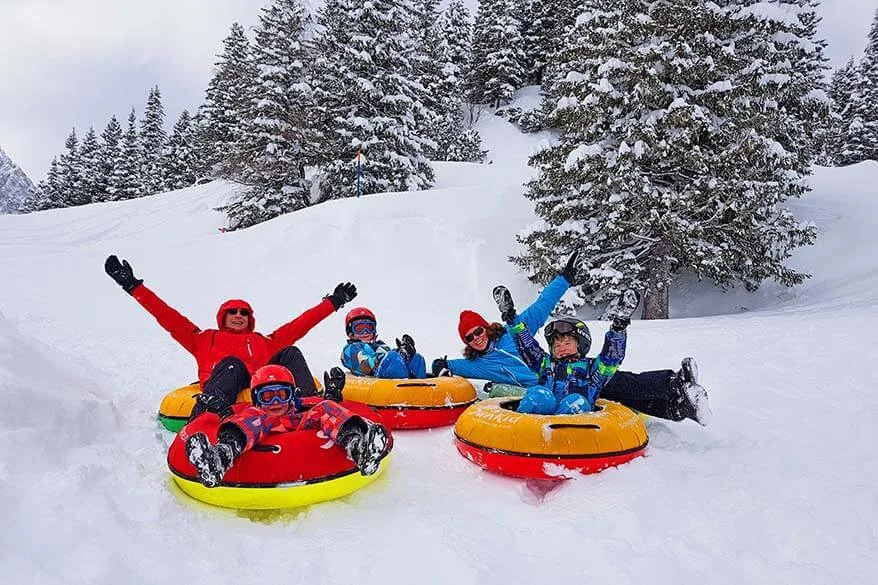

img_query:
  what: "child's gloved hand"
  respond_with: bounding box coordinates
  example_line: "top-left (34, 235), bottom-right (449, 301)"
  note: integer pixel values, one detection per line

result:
top-left (611, 289), bottom-right (641, 331)
top-left (431, 356), bottom-right (449, 377)
top-left (396, 334), bottom-right (416, 362)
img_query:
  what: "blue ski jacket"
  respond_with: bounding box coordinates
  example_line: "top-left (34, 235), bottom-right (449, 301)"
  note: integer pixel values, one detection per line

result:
top-left (445, 275), bottom-right (570, 386)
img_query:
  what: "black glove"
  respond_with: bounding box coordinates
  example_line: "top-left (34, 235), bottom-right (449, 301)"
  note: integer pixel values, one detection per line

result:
top-left (493, 285), bottom-right (516, 323)
top-left (396, 334), bottom-right (416, 362)
top-left (559, 250), bottom-right (581, 285)
top-left (323, 366), bottom-right (346, 402)
top-left (105, 254), bottom-right (143, 294)
top-left (611, 289), bottom-right (641, 331)
top-left (431, 355), bottom-right (449, 377)
top-left (325, 282), bottom-right (357, 310)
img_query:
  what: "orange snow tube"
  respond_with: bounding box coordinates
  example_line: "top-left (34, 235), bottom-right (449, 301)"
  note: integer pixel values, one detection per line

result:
top-left (454, 398), bottom-right (648, 479)
top-left (342, 375), bottom-right (477, 429)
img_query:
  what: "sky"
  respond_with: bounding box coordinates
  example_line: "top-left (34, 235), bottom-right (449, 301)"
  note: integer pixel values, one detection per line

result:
top-left (0, 0), bottom-right (875, 182)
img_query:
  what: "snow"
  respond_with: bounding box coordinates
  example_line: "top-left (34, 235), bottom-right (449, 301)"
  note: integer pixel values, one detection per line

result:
top-left (1, 91), bottom-right (877, 584)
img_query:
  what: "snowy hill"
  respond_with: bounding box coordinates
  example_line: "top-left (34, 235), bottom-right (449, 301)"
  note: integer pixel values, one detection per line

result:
top-left (1, 107), bottom-right (876, 585)
top-left (0, 145), bottom-right (34, 214)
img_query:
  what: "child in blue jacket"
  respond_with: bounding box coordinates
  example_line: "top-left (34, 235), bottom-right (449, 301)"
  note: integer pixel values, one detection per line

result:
top-left (495, 285), bottom-right (640, 415)
top-left (341, 307), bottom-right (427, 379)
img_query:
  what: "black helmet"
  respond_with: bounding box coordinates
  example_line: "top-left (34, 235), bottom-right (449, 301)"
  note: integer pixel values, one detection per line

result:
top-left (543, 317), bottom-right (591, 357)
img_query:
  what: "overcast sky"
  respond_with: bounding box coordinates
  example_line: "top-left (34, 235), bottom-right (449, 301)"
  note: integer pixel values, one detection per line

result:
top-left (1, 0), bottom-right (875, 181)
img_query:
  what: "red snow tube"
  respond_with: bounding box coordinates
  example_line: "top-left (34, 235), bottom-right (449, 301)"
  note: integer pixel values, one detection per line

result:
top-left (168, 400), bottom-right (392, 509)
top-left (454, 398), bottom-right (648, 480)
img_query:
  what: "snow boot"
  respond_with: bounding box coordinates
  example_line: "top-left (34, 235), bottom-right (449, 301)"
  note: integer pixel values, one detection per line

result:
top-left (185, 432), bottom-right (239, 488)
top-left (340, 422), bottom-right (390, 476)
top-left (189, 393), bottom-right (233, 421)
top-left (493, 285), bottom-right (516, 323)
top-left (670, 358), bottom-right (711, 426)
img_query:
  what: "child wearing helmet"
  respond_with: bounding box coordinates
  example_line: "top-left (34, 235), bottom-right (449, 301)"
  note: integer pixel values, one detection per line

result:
top-left (340, 307), bottom-right (427, 379)
top-left (181, 364), bottom-right (391, 487)
top-left (494, 282), bottom-right (641, 415)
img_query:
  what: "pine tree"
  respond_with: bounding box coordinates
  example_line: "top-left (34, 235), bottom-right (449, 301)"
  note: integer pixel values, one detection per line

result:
top-left (223, 0), bottom-right (315, 230)
top-left (140, 86), bottom-right (167, 195)
top-left (198, 23), bottom-right (258, 177)
top-left (162, 110), bottom-right (198, 190)
top-left (432, 0), bottom-right (485, 161)
top-left (515, 0), bottom-right (820, 319)
top-left (410, 0), bottom-right (445, 159)
top-left (312, 0), bottom-right (434, 200)
top-left (56, 129), bottom-right (81, 207)
top-left (846, 8), bottom-right (878, 163)
top-left (115, 108), bottom-right (143, 200)
top-left (77, 127), bottom-right (101, 204)
top-left (98, 115), bottom-right (123, 201)
top-left (466, 0), bottom-right (526, 107)
top-left (23, 158), bottom-right (61, 211)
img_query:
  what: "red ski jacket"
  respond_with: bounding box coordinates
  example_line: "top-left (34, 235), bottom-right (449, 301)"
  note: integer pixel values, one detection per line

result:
top-left (131, 284), bottom-right (335, 384)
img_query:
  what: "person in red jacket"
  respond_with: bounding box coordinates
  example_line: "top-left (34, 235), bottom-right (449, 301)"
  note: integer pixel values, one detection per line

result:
top-left (182, 364), bottom-right (391, 487)
top-left (104, 254), bottom-right (358, 417)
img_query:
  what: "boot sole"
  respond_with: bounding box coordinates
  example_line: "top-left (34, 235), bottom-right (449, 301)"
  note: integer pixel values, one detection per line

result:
top-left (359, 425), bottom-right (390, 476)
top-left (684, 383), bottom-right (711, 427)
top-left (185, 433), bottom-right (223, 488)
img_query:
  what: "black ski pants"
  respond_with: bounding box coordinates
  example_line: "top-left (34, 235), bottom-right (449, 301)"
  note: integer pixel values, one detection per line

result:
top-left (201, 346), bottom-right (319, 409)
top-left (601, 369), bottom-right (684, 421)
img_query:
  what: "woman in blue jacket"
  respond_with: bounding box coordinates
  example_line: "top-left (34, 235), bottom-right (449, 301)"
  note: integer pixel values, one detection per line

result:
top-left (431, 254), bottom-right (711, 425)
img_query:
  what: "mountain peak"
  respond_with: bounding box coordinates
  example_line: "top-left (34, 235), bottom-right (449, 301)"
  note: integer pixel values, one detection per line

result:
top-left (0, 145), bottom-right (35, 214)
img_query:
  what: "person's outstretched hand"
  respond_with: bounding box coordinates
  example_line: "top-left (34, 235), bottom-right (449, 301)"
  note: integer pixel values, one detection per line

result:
top-left (105, 255), bottom-right (143, 294)
top-left (611, 289), bottom-right (641, 331)
top-left (326, 282), bottom-right (357, 309)
top-left (559, 250), bottom-right (581, 285)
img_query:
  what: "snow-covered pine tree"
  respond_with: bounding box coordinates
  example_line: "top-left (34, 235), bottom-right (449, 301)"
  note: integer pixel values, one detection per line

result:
top-left (828, 58), bottom-right (861, 166)
top-left (139, 86), bottom-right (167, 195)
top-left (114, 109), bottom-right (143, 200)
top-left (76, 127), bottom-right (101, 205)
top-left (98, 115), bottom-right (123, 201)
top-left (514, 0), bottom-right (819, 319)
top-left (23, 158), bottom-right (61, 211)
top-left (847, 8), bottom-right (878, 163)
top-left (222, 0), bottom-right (314, 230)
top-left (466, 0), bottom-right (526, 107)
top-left (56, 129), bottom-right (81, 208)
top-left (162, 109), bottom-right (198, 191)
top-left (312, 0), bottom-right (434, 200)
top-left (410, 0), bottom-right (445, 160)
top-left (432, 0), bottom-right (485, 161)
top-left (198, 23), bottom-right (258, 177)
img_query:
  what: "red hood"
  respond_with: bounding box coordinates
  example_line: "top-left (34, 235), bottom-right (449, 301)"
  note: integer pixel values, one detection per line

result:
top-left (216, 299), bottom-right (255, 332)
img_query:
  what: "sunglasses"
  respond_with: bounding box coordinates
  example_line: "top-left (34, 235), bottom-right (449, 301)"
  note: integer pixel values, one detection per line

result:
top-left (254, 383), bottom-right (293, 406)
top-left (464, 326), bottom-right (486, 343)
top-left (350, 319), bottom-right (376, 336)
top-left (227, 308), bottom-right (251, 316)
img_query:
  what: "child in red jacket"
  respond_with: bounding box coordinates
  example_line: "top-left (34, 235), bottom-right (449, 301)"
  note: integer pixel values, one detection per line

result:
top-left (181, 365), bottom-right (390, 487)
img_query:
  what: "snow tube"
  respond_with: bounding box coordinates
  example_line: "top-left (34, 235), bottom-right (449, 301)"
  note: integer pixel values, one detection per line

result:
top-left (158, 379), bottom-right (321, 432)
top-left (454, 398), bottom-right (648, 480)
top-left (167, 401), bottom-right (391, 510)
top-left (341, 375), bottom-right (477, 429)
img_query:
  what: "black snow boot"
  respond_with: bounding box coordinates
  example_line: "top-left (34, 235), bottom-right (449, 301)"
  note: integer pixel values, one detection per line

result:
top-left (493, 285), bottom-right (516, 323)
top-left (189, 393), bottom-right (233, 421)
top-left (338, 420), bottom-right (390, 476)
top-left (185, 428), bottom-right (243, 488)
top-left (669, 358), bottom-right (711, 426)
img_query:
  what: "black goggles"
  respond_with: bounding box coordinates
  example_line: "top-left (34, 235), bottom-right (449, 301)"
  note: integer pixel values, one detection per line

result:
top-left (544, 320), bottom-right (578, 338)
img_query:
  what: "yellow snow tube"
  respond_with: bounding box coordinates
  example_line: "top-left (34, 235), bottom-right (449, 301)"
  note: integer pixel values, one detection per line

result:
top-left (170, 457), bottom-right (390, 510)
top-left (342, 375), bottom-right (477, 429)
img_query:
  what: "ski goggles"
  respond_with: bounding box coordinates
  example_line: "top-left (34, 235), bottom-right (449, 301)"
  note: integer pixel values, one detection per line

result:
top-left (349, 318), bottom-right (377, 336)
top-left (254, 383), bottom-right (294, 406)
top-left (544, 320), bottom-right (581, 338)
top-left (226, 308), bottom-right (251, 316)
top-left (464, 326), bottom-right (486, 343)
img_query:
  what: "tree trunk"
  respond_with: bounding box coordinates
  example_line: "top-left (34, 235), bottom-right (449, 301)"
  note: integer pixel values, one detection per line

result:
top-left (642, 242), bottom-right (671, 320)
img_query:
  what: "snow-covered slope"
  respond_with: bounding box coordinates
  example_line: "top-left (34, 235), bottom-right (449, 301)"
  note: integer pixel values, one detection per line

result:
top-left (1, 105), bottom-right (875, 585)
top-left (0, 145), bottom-right (34, 214)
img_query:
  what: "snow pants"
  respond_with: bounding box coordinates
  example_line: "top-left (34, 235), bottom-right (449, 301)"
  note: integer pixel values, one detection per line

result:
top-left (512, 369), bottom-right (681, 419)
top-left (200, 346), bottom-right (319, 411)
top-left (181, 400), bottom-right (358, 453)
top-left (375, 351), bottom-right (427, 379)
top-left (517, 386), bottom-right (591, 415)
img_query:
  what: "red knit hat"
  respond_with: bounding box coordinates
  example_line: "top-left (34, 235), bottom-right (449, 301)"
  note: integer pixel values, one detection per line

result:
top-left (458, 310), bottom-right (490, 343)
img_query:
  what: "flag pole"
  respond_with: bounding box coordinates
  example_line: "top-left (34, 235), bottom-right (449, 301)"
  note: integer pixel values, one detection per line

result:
top-left (356, 147), bottom-right (362, 198)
